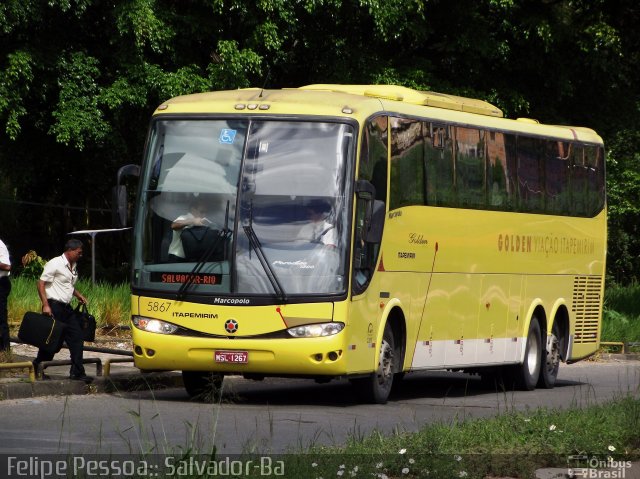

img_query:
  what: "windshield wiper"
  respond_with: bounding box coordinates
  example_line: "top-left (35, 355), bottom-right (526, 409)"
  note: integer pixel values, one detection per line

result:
top-left (177, 201), bottom-right (232, 300)
top-left (243, 223), bottom-right (287, 303)
top-left (241, 200), bottom-right (287, 302)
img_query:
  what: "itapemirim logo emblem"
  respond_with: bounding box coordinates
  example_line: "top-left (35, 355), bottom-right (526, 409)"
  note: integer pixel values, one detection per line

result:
top-left (224, 319), bottom-right (239, 334)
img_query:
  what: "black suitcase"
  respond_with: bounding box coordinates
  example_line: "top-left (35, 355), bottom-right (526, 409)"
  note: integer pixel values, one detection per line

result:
top-left (17, 312), bottom-right (66, 354)
top-left (74, 303), bottom-right (96, 342)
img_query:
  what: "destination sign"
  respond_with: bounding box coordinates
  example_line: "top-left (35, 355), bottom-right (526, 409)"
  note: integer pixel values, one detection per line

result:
top-left (150, 272), bottom-right (222, 284)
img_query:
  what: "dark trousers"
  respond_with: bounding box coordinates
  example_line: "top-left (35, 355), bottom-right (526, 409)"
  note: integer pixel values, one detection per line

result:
top-left (35, 300), bottom-right (85, 376)
top-left (0, 276), bottom-right (10, 351)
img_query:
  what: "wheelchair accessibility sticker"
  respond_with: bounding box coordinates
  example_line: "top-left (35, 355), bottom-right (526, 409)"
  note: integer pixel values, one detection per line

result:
top-left (219, 129), bottom-right (237, 144)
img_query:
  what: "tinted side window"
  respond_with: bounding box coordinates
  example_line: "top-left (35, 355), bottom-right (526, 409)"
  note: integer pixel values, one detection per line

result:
top-left (545, 141), bottom-right (571, 215)
top-left (425, 124), bottom-right (454, 206)
top-left (390, 118), bottom-right (426, 209)
top-left (585, 145), bottom-right (605, 216)
top-left (487, 130), bottom-right (510, 210)
top-left (455, 126), bottom-right (486, 208)
top-left (517, 136), bottom-right (545, 213)
top-left (353, 116), bottom-right (388, 294)
top-left (569, 144), bottom-right (589, 216)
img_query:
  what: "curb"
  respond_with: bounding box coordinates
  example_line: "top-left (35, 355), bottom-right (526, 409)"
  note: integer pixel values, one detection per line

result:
top-left (599, 353), bottom-right (640, 361)
top-left (0, 371), bottom-right (183, 401)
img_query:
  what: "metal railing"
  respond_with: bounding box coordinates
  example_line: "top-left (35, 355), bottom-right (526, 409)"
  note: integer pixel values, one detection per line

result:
top-left (5, 336), bottom-right (134, 380)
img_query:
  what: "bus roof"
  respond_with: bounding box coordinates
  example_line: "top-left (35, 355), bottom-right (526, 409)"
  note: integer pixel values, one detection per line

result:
top-left (300, 84), bottom-right (504, 117)
top-left (155, 85), bottom-right (603, 145)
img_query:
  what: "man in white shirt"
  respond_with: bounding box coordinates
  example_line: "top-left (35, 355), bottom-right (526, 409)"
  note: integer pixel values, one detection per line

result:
top-left (168, 199), bottom-right (210, 261)
top-left (33, 239), bottom-right (90, 382)
top-left (0, 238), bottom-right (11, 352)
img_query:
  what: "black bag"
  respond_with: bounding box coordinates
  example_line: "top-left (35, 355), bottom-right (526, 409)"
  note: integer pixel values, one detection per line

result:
top-left (181, 226), bottom-right (220, 260)
top-left (18, 312), bottom-right (66, 354)
top-left (74, 303), bottom-right (97, 342)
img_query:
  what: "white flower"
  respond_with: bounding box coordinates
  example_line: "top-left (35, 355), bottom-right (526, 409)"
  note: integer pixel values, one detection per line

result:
top-left (459, 471), bottom-right (468, 477)
top-left (549, 424), bottom-right (557, 431)
top-left (454, 455), bottom-right (462, 462)
top-left (337, 470), bottom-right (344, 477)
top-left (352, 466), bottom-right (359, 473)
top-left (524, 418), bottom-right (531, 422)
top-left (399, 448), bottom-right (407, 455)
top-left (402, 468), bottom-right (410, 474)
top-left (312, 463), bottom-right (318, 468)
top-left (339, 464), bottom-right (345, 469)
top-left (409, 458), bottom-right (415, 464)
top-left (608, 445), bottom-right (616, 452)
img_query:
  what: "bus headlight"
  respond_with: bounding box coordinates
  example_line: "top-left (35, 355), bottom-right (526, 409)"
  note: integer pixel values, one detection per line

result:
top-left (287, 322), bottom-right (344, 338)
top-left (132, 316), bottom-right (179, 335)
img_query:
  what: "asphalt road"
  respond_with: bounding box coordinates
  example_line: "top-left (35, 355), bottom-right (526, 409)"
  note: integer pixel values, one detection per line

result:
top-left (0, 359), bottom-right (638, 456)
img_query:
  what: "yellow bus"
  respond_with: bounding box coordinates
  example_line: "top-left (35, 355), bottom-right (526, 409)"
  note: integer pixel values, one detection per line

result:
top-left (118, 84), bottom-right (606, 404)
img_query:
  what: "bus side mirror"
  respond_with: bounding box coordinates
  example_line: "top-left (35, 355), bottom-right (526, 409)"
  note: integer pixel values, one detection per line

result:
top-left (355, 179), bottom-right (376, 201)
top-left (365, 200), bottom-right (385, 243)
top-left (112, 164), bottom-right (140, 227)
top-left (355, 180), bottom-right (384, 243)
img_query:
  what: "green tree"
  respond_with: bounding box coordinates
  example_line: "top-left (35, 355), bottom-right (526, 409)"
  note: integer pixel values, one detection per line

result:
top-left (0, 0), bottom-right (639, 283)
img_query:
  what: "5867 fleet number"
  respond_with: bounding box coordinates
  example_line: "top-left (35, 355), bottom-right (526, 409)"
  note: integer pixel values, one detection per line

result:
top-left (144, 301), bottom-right (172, 313)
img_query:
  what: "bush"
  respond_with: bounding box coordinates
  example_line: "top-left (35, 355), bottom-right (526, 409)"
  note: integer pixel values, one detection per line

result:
top-left (19, 250), bottom-right (46, 279)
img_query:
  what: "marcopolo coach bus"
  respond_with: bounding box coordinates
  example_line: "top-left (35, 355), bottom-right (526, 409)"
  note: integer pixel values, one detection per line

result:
top-left (116, 84), bottom-right (606, 404)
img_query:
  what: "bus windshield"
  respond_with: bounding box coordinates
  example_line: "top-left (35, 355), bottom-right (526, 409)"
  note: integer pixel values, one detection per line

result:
top-left (133, 118), bottom-right (355, 299)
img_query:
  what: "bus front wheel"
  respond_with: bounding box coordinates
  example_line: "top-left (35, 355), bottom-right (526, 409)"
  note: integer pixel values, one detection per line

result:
top-left (182, 371), bottom-right (224, 401)
top-left (511, 317), bottom-right (542, 390)
top-left (351, 322), bottom-right (396, 404)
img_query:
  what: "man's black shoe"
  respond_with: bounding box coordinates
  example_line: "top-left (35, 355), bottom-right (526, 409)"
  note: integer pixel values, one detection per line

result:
top-left (69, 374), bottom-right (93, 383)
top-left (32, 361), bottom-right (49, 380)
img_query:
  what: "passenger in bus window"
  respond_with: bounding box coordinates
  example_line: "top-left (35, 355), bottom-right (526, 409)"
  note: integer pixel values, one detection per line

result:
top-left (168, 198), bottom-right (211, 261)
top-left (297, 199), bottom-right (337, 248)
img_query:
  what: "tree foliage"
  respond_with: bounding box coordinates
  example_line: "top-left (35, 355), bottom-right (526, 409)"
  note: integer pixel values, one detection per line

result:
top-left (0, 0), bottom-right (639, 282)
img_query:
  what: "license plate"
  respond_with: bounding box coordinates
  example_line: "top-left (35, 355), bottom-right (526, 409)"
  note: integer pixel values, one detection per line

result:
top-left (214, 350), bottom-right (248, 364)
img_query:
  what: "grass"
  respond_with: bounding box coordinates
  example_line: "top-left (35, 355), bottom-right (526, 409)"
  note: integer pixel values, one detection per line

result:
top-left (273, 394), bottom-right (640, 479)
top-left (7, 276), bottom-right (130, 331)
top-left (604, 282), bottom-right (640, 317)
top-left (77, 391), bottom-right (637, 478)
top-left (602, 282), bottom-right (640, 352)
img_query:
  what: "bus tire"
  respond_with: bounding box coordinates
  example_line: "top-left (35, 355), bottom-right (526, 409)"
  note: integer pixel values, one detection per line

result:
top-left (182, 371), bottom-right (224, 402)
top-left (511, 317), bottom-right (542, 391)
top-left (351, 322), bottom-right (396, 404)
top-left (537, 321), bottom-right (561, 389)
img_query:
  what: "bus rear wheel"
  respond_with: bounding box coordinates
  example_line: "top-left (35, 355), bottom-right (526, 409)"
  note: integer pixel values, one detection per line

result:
top-left (182, 371), bottom-right (224, 401)
top-left (537, 321), bottom-right (561, 389)
top-left (351, 322), bottom-right (396, 404)
top-left (510, 317), bottom-right (542, 390)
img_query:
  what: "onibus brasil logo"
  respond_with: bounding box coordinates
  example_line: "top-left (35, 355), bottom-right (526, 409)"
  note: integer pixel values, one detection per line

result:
top-left (567, 454), bottom-right (633, 478)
